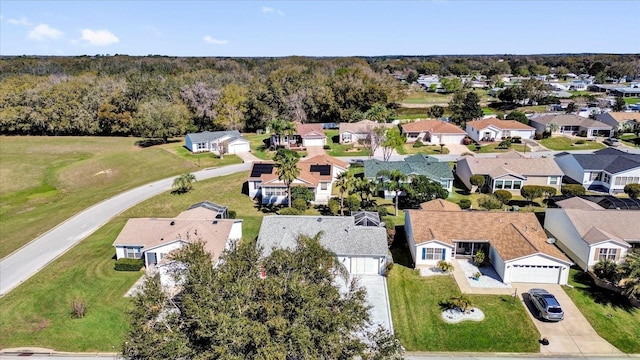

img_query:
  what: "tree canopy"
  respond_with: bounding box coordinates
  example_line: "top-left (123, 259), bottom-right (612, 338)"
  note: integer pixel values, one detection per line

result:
top-left (122, 236), bottom-right (403, 360)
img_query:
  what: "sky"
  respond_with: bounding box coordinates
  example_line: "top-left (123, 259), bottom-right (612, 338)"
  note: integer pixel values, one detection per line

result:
top-left (1, 0), bottom-right (639, 57)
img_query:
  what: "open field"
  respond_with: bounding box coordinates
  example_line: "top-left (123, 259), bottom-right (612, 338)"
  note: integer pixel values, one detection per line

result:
top-left (387, 263), bottom-right (539, 352)
top-left (564, 269), bottom-right (640, 354)
top-left (0, 136), bottom-right (242, 258)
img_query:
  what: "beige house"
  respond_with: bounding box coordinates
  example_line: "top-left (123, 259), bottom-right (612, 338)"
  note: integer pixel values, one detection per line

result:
top-left (595, 112), bottom-right (640, 132)
top-left (405, 200), bottom-right (573, 284)
top-left (455, 151), bottom-right (564, 193)
top-left (545, 197), bottom-right (640, 270)
top-left (400, 120), bottom-right (467, 144)
top-left (339, 120), bottom-right (395, 145)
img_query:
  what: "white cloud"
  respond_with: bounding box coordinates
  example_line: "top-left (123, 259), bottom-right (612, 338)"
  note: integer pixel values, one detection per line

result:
top-left (144, 25), bottom-right (162, 36)
top-left (8, 16), bottom-right (32, 26)
top-left (28, 24), bottom-right (63, 41)
top-left (262, 6), bottom-right (284, 16)
top-left (80, 29), bottom-right (119, 46)
top-left (203, 35), bottom-right (228, 45)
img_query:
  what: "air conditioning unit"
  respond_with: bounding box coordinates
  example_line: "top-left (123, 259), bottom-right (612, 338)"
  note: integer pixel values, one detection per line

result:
top-left (546, 238), bottom-right (556, 244)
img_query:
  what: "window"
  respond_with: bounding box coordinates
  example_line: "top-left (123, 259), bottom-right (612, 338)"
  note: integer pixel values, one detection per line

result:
top-left (597, 248), bottom-right (618, 261)
top-left (614, 176), bottom-right (640, 186)
top-left (263, 187), bottom-right (287, 197)
top-left (504, 180), bottom-right (513, 189)
top-left (503, 130), bottom-right (511, 137)
top-left (320, 182), bottom-right (328, 191)
top-left (421, 248), bottom-right (444, 261)
top-left (603, 173), bottom-right (610, 184)
top-left (590, 172), bottom-right (602, 181)
top-left (494, 179), bottom-right (522, 190)
top-left (548, 176), bottom-right (559, 185)
top-left (124, 247), bottom-right (141, 259)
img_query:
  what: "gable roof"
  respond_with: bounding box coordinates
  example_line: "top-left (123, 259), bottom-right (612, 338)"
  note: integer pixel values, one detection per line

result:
top-left (596, 112), bottom-right (640, 124)
top-left (364, 154), bottom-right (453, 181)
top-left (248, 157), bottom-right (337, 187)
top-left (401, 120), bottom-right (466, 134)
top-left (185, 130), bottom-right (247, 144)
top-left (560, 148), bottom-right (640, 174)
top-left (296, 123), bottom-right (326, 139)
top-left (458, 155), bottom-right (564, 178)
top-left (559, 207), bottom-right (640, 246)
top-left (257, 215), bottom-right (388, 257)
top-left (419, 199), bottom-right (461, 211)
top-left (300, 154), bottom-right (348, 170)
top-left (466, 118), bottom-right (535, 131)
top-left (529, 114), bottom-right (612, 129)
top-left (339, 120), bottom-right (395, 134)
top-left (406, 210), bottom-right (571, 263)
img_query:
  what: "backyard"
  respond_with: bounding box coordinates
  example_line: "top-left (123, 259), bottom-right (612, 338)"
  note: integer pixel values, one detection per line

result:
top-left (564, 269), bottom-right (640, 354)
top-left (387, 262), bottom-right (539, 352)
top-left (539, 136), bottom-right (606, 151)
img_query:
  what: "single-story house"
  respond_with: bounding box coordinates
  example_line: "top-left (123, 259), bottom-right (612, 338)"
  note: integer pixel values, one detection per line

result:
top-left (405, 200), bottom-right (573, 284)
top-left (465, 118), bottom-right (535, 143)
top-left (185, 130), bottom-right (250, 154)
top-left (247, 155), bottom-right (347, 205)
top-left (112, 203), bottom-right (243, 269)
top-left (545, 197), bottom-right (640, 271)
top-left (339, 120), bottom-right (395, 145)
top-left (554, 148), bottom-right (640, 194)
top-left (364, 153), bottom-right (454, 194)
top-left (270, 123), bottom-right (327, 148)
top-left (400, 120), bottom-right (467, 144)
top-left (455, 151), bottom-right (564, 193)
top-left (353, 211), bottom-right (381, 227)
top-left (595, 112), bottom-right (640, 132)
top-left (257, 215), bottom-right (389, 275)
top-left (609, 87), bottom-right (640, 98)
top-left (528, 114), bottom-right (613, 139)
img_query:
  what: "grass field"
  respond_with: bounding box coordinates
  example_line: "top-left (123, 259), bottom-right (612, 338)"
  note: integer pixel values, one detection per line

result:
top-left (467, 143), bottom-right (529, 153)
top-left (623, 98), bottom-right (640, 105)
top-left (539, 136), bottom-right (606, 151)
top-left (244, 133), bottom-right (271, 160)
top-left (564, 269), bottom-right (640, 354)
top-left (325, 130), bottom-right (370, 157)
top-left (397, 143), bottom-right (449, 155)
top-left (387, 264), bottom-right (539, 352)
top-left (0, 136), bottom-right (240, 258)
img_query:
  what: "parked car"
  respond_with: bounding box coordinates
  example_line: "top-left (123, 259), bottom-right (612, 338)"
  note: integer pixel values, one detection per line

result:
top-left (529, 288), bottom-right (564, 321)
top-left (603, 138), bottom-right (620, 147)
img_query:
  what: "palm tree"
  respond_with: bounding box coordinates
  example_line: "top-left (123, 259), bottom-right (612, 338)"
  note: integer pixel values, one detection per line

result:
top-left (377, 169), bottom-right (407, 216)
top-left (618, 250), bottom-right (640, 299)
top-left (352, 177), bottom-right (376, 209)
top-left (273, 149), bottom-right (300, 207)
top-left (172, 172), bottom-right (197, 194)
top-left (335, 172), bottom-right (354, 216)
top-left (267, 119), bottom-right (285, 147)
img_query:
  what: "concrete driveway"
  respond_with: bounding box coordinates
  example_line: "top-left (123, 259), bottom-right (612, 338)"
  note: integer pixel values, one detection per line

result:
top-left (516, 283), bottom-right (622, 356)
top-left (304, 145), bottom-right (326, 157)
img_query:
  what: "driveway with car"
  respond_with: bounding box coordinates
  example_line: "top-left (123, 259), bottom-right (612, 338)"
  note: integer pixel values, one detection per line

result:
top-left (517, 283), bottom-right (622, 356)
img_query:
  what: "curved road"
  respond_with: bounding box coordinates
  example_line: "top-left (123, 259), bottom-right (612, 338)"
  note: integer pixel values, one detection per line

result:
top-left (0, 163), bottom-right (251, 297)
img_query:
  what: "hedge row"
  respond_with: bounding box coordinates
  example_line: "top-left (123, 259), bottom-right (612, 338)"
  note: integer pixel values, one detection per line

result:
top-left (115, 258), bottom-right (144, 271)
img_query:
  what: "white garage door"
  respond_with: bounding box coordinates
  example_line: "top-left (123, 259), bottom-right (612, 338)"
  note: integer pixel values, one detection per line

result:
top-left (227, 142), bottom-right (250, 154)
top-left (441, 135), bottom-right (464, 144)
top-left (304, 138), bottom-right (325, 147)
top-left (510, 264), bottom-right (561, 283)
top-left (348, 257), bottom-right (380, 275)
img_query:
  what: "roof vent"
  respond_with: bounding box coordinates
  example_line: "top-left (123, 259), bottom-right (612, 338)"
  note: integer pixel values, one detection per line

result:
top-left (546, 238), bottom-right (556, 244)
top-left (213, 220), bottom-right (218, 225)
top-left (160, 237), bottom-right (164, 241)
top-left (170, 221), bottom-right (175, 226)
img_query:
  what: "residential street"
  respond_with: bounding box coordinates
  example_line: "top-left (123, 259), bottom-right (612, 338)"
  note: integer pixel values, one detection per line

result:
top-left (0, 163), bottom-right (251, 297)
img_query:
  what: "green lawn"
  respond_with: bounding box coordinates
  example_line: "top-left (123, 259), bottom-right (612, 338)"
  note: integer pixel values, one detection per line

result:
top-left (0, 136), bottom-right (219, 258)
top-left (398, 143), bottom-right (449, 155)
top-left (539, 136), bottom-right (606, 151)
top-left (564, 269), bottom-right (640, 354)
top-left (467, 143), bottom-right (529, 153)
top-left (170, 145), bottom-right (241, 168)
top-left (387, 264), bottom-right (539, 352)
top-left (623, 98), bottom-right (640, 105)
top-left (325, 130), bottom-right (370, 157)
top-left (401, 91), bottom-right (452, 105)
top-left (244, 132), bottom-right (271, 160)
top-left (619, 133), bottom-right (640, 148)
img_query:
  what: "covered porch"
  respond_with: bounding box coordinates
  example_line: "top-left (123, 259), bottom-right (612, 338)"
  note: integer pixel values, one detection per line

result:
top-left (453, 241), bottom-right (490, 259)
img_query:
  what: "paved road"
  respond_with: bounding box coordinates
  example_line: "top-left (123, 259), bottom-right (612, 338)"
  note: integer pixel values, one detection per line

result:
top-left (0, 163), bottom-right (251, 297)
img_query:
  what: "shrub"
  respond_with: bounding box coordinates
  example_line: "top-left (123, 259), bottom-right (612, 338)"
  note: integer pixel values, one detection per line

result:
top-left (278, 207), bottom-right (302, 215)
top-left (114, 258), bottom-right (144, 271)
top-left (493, 190), bottom-right (512, 205)
top-left (327, 198), bottom-right (340, 215)
top-left (462, 137), bottom-right (473, 145)
top-left (292, 198), bottom-right (307, 212)
top-left (227, 210), bottom-right (237, 219)
top-left (473, 250), bottom-right (486, 266)
top-left (450, 294), bottom-right (473, 312)
top-left (561, 184), bottom-right (586, 196)
top-left (384, 261), bottom-right (394, 275)
top-left (593, 259), bottom-right (620, 283)
top-left (291, 186), bottom-right (314, 204)
top-left (323, 144), bottom-right (331, 150)
top-left (478, 195), bottom-right (503, 210)
top-left (497, 139), bottom-right (512, 149)
top-left (624, 183), bottom-right (640, 198)
top-left (383, 217), bottom-right (395, 247)
top-left (412, 140), bottom-right (424, 148)
top-left (437, 260), bottom-right (454, 273)
top-left (344, 194), bottom-right (361, 212)
top-left (575, 139), bottom-right (586, 145)
top-left (376, 206), bottom-right (389, 217)
top-left (521, 185), bottom-right (544, 202)
top-left (70, 298), bottom-right (87, 318)
top-left (458, 199), bottom-right (471, 209)
top-left (470, 174), bottom-right (485, 189)
top-left (534, 133), bottom-right (543, 140)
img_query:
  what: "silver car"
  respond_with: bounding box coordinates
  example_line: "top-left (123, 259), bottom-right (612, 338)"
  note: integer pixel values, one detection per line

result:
top-left (529, 288), bottom-right (564, 321)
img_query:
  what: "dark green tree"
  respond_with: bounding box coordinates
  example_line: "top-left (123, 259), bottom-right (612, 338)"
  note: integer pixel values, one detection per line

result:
top-left (290, 185), bottom-right (315, 205)
top-left (427, 105), bottom-right (445, 118)
top-left (274, 148), bottom-right (301, 207)
top-left (624, 183), bottom-right (640, 198)
top-left (613, 97), bottom-right (626, 112)
top-left (376, 169), bottom-right (407, 216)
top-left (449, 91), bottom-right (483, 126)
top-left (403, 175), bottom-right (448, 207)
top-left (505, 111), bottom-right (529, 125)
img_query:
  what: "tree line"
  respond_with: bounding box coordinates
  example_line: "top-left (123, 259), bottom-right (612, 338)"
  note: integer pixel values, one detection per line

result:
top-left (0, 56), bottom-right (404, 138)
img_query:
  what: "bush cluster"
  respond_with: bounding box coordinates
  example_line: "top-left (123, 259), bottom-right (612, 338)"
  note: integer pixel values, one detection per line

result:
top-left (561, 184), bottom-right (586, 196)
top-left (114, 258), bottom-right (144, 271)
top-left (412, 140), bottom-right (424, 148)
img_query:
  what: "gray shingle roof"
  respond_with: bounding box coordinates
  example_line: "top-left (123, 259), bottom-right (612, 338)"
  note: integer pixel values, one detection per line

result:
top-left (529, 114), bottom-right (612, 129)
top-left (257, 215), bottom-right (388, 258)
top-left (185, 130), bottom-right (247, 144)
top-left (364, 154), bottom-right (453, 181)
top-left (567, 148), bottom-right (640, 174)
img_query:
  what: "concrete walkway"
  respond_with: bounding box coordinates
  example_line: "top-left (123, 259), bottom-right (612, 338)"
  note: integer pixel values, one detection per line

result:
top-left (235, 150), bottom-right (261, 163)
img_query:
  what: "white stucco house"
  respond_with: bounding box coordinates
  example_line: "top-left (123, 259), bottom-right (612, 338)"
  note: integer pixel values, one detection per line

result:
top-left (545, 197), bottom-right (640, 271)
top-left (185, 130), bottom-right (250, 154)
top-left (400, 119), bottom-right (467, 144)
top-left (465, 118), bottom-right (535, 143)
top-left (339, 120), bottom-right (395, 144)
top-left (247, 155), bottom-right (347, 205)
top-left (405, 199), bottom-right (573, 284)
top-left (554, 148), bottom-right (640, 194)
